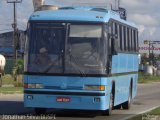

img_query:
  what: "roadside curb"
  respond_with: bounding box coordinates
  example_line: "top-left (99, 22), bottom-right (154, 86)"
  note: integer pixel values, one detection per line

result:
top-left (121, 105), bottom-right (160, 120)
top-left (0, 93), bottom-right (23, 96)
top-left (138, 82), bottom-right (160, 85)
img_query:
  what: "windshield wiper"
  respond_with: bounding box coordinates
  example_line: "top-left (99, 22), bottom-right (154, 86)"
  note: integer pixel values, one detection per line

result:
top-left (69, 52), bottom-right (86, 77)
top-left (65, 23), bottom-right (86, 77)
top-left (44, 56), bottom-right (60, 73)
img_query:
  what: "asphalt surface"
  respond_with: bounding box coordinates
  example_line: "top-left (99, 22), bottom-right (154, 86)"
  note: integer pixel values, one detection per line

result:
top-left (0, 82), bottom-right (160, 120)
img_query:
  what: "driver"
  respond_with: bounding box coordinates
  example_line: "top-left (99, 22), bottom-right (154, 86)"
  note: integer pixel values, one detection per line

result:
top-left (35, 47), bottom-right (55, 72)
top-left (36, 48), bottom-right (50, 64)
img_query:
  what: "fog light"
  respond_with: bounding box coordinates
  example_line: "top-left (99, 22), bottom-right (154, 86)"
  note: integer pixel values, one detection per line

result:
top-left (94, 97), bottom-right (101, 103)
top-left (27, 95), bottom-right (33, 100)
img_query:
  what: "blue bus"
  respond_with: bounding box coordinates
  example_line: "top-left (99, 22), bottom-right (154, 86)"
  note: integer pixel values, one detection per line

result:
top-left (24, 6), bottom-right (139, 115)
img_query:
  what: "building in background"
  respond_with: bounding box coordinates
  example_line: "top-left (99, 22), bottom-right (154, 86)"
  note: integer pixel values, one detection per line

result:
top-left (0, 31), bottom-right (25, 57)
top-left (139, 43), bottom-right (160, 55)
top-left (0, 31), bottom-right (13, 57)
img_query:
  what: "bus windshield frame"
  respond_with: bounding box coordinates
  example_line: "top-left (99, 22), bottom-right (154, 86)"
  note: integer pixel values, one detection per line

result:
top-left (25, 21), bottom-right (108, 76)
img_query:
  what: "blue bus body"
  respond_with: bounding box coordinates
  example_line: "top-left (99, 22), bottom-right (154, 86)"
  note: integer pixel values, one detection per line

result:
top-left (24, 7), bottom-right (139, 113)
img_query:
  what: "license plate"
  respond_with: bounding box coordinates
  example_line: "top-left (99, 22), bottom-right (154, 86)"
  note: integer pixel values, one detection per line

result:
top-left (56, 97), bottom-right (70, 102)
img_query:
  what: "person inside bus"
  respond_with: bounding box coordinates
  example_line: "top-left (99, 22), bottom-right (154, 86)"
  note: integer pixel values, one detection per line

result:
top-left (34, 47), bottom-right (55, 73)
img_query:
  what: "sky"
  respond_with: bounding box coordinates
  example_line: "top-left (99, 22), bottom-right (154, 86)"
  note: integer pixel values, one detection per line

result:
top-left (0, 0), bottom-right (160, 43)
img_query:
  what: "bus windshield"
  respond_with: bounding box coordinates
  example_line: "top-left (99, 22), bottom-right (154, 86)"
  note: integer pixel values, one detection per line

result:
top-left (27, 22), bottom-right (107, 75)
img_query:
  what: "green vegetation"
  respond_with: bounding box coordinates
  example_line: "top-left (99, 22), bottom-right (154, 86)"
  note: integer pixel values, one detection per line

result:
top-left (0, 87), bottom-right (23, 94)
top-left (12, 59), bottom-right (24, 81)
top-left (1, 74), bottom-right (23, 87)
top-left (128, 107), bottom-right (160, 120)
top-left (151, 107), bottom-right (160, 115)
top-left (0, 74), bottom-right (23, 94)
top-left (0, 58), bottom-right (24, 94)
top-left (138, 72), bottom-right (160, 83)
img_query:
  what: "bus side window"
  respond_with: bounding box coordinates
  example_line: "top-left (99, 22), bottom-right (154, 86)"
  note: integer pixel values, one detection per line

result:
top-left (119, 25), bottom-right (123, 51)
top-left (136, 31), bottom-right (139, 52)
top-left (115, 23), bottom-right (118, 36)
top-left (121, 26), bottom-right (124, 51)
top-left (111, 22), bottom-right (115, 51)
top-left (133, 30), bottom-right (136, 52)
top-left (108, 22), bottom-right (112, 54)
top-left (125, 26), bottom-right (128, 51)
top-left (127, 28), bottom-right (129, 51)
top-left (117, 24), bottom-right (120, 50)
top-left (115, 23), bottom-right (119, 51)
top-left (132, 29), bottom-right (134, 51)
top-left (130, 29), bottom-right (132, 51)
top-left (123, 26), bottom-right (127, 51)
top-left (129, 29), bottom-right (132, 51)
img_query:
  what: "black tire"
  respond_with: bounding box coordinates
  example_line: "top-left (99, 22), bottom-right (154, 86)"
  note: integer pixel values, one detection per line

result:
top-left (122, 87), bottom-right (132, 109)
top-left (114, 104), bottom-right (122, 109)
top-left (35, 108), bottom-right (46, 115)
top-left (102, 93), bottom-right (113, 116)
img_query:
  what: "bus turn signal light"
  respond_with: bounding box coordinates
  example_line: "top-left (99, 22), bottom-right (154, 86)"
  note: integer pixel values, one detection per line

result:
top-left (99, 86), bottom-right (105, 91)
top-left (85, 85), bottom-right (105, 91)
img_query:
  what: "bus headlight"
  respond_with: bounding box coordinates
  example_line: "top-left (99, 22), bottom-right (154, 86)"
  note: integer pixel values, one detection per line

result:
top-left (28, 84), bottom-right (36, 89)
top-left (35, 84), bottom-right (44, 89)
top-left (84, 85), bottom-right (105, 91)
top-left (24, 84), bottom-right (44, 89)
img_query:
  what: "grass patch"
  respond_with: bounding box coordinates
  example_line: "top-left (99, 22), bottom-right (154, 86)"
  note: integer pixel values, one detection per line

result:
top-left (0, 87), bottom-right (23, 94)
top-left (1, 74), bottom-right (23, 87)
top-left (128, 107), bottom-right (160, 120)
top-left (0, 74), bottom-right (23, 94)
top-left (138, 72), bottom-right (160, 83)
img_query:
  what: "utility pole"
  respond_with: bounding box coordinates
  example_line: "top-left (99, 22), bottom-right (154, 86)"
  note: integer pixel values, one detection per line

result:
top-left (6, 0), bottom-right (22, 64)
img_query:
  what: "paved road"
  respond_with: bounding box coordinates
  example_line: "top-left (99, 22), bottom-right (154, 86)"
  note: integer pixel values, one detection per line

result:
top-left (0, 82), bottom-right (160, 120)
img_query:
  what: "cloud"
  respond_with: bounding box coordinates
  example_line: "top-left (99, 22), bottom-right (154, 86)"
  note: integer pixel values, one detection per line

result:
top-left (0, 0), bottom-right (160, 42)
top-left (119, 0), bottom-right (160, 41)
top-left (0, 0), bottom-right (33, 32)
top-left (129, 14), bottom-right (158, 26)
top-left (138, 25), bottom-right (145, 35)
top-left (149, 27), bottom-right (156, 36)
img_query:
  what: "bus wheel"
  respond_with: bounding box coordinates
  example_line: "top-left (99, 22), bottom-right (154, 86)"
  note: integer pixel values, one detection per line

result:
top-left (102, 93), bottom-right (113, 116)
top-left (35, 108), bottom-right (46, 115)
top-left (114, 104), bottom-right (122, 109)
top-left (122, 87), bottom-right (131, 109)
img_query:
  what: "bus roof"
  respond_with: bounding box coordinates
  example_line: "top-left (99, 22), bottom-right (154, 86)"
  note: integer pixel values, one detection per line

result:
top-left (29, 7), bottom-right (137, 28)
